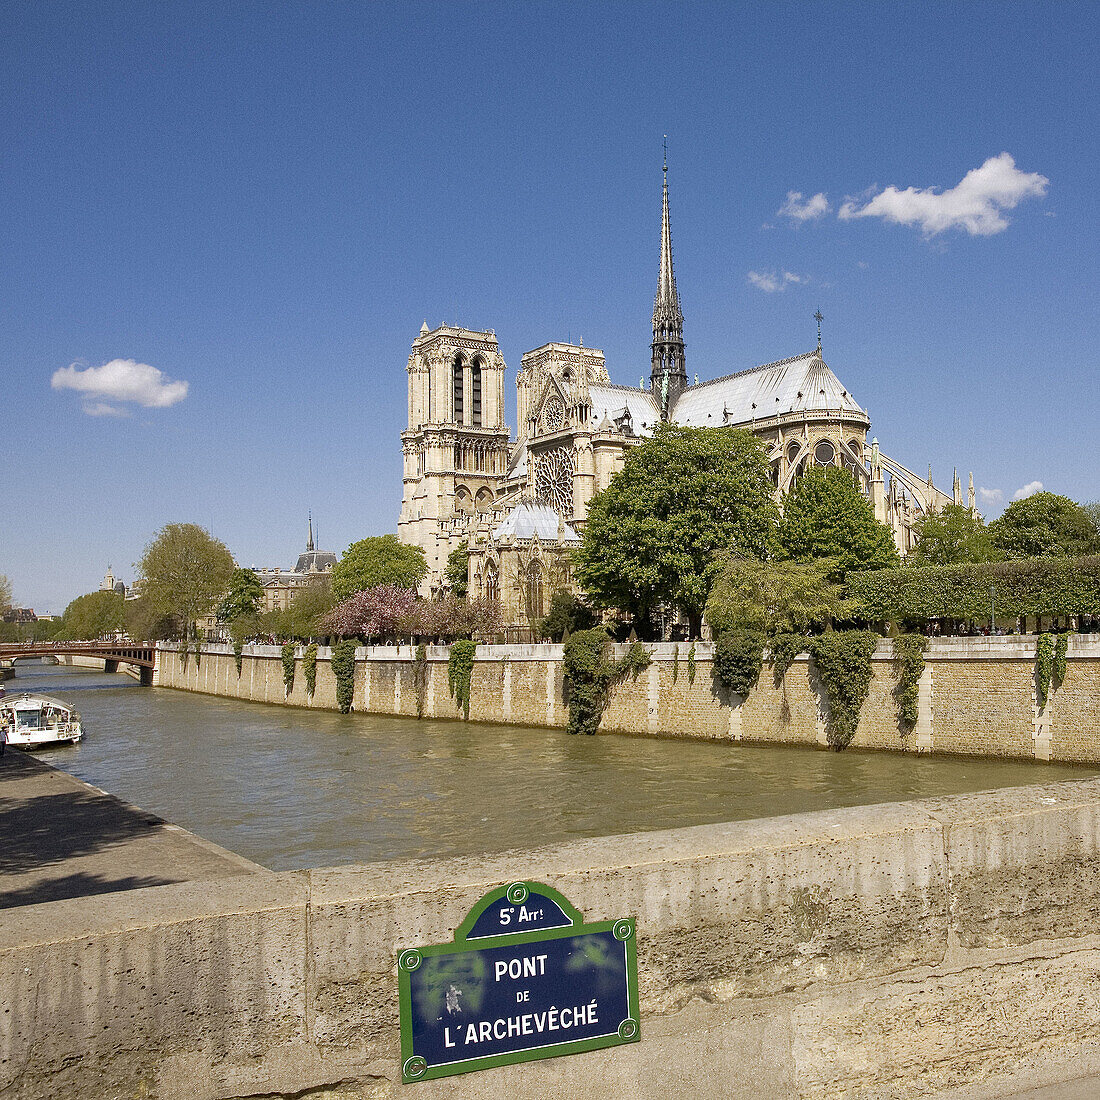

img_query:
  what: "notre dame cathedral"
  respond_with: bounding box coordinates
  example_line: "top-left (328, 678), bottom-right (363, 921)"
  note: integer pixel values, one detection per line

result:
top-left (398, 159), bottom-right (972, 628)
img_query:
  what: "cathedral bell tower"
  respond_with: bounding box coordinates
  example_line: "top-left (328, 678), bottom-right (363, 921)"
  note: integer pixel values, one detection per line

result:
top-left (651, 144), bottom-right (687, 418)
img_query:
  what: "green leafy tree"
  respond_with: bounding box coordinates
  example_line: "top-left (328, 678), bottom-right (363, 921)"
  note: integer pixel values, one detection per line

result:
top-left (123, 595), bottom-right (176, 642)
top-left (575, 424), bottom-right (778, 634)
top-left (908, 504), bottom-right (999, 566)
top-left (537, 590), bottom-right (598, 641)
top-left (445, 540), bottom-right (469, 599)
top-left (57, 590), bottom-right (124, 639)
top-left (218, 568), bottom-right (264, 623)
top-left (990, 492), bottom-right (1100, 559)
top-left (0, 574), bottom-right (11, 614)
top-left (777, 466), bottom-right (899, 579)
top-left (139, 523), bottom-right (235, 640)
top-left (705, 557), bottom-right (851, 638)
top-left (331, 535), bottom-right (427, 601)
top-left (1084, 501), bottom-right (1100, 535)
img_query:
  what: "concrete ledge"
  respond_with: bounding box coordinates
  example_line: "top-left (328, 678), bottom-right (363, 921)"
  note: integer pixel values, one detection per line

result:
top-left (6, 779), bottom-right (1100, 1095)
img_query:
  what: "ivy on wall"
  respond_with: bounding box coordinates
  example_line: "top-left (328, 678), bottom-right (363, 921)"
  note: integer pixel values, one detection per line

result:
top-left (892, 633), bottom-right (927, 730)
top-left (769, 632), bottom-right (808, 684)
top-left (1054, 632), bottom-right (1068, 690)
top-left (282, 643), bottom-right (296, 695)
top-left (687, 642), bottom-right (696, 686)
top-left (332, 640), bottom-right (357, 714)
top-left (562, 629), bottom-right (651, 735)
top-left (713, 629), bottom-right (765, 697)
top-left (810, 631), bottom-right (879, 751)
top-left (1036, 632), bottom-right (1055, 710)
top-left (233, 639), bottom-right (243, 678)
top-left (672, 644), bottom-right (679, 684)
top-left (414, 643), bottom-right (428, 719)
top-left (448, 640), bottom-right (477, 720)
top-left (303, 643), bottom-right (318, 697)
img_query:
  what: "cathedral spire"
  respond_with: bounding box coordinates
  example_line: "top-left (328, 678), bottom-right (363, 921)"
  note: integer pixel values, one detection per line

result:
top-left (651, 138), bottom-right (687, 418)
top-left (307, 511), bottom-right (315, 553)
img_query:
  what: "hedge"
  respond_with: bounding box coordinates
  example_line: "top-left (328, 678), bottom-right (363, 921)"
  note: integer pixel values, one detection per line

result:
top-left (849, 556), bottom-right (1100, 623)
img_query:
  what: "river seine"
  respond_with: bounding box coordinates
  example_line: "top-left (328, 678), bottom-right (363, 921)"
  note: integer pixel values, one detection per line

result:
top-left (9, 662), bottom-right (1096, 871)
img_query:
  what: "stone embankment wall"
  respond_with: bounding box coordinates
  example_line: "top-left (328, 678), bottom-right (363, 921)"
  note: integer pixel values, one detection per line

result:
top-left (7, 779), bottom-right (1100, 1098)
top-left (156, 636), bottom-right (1100, 763)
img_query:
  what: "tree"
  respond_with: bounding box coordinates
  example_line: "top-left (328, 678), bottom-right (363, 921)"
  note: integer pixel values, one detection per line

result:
top-left (57, 590), bottom-right (124, 640)
top-left (538, 590), bottom-right (598, 641)
top-left (908, 504), bottom-right (999, 566)
top-left (705, 557), bottom-right (851, 638)
top-left (990, 492), bottom-right (1100, 559)
top-left (0, 574), bottom-right (11, 614)
top-left (777, 466), bottom-right (899, 579)
top-left (322, 584), bottom-right (418, 640)
top-left (278, 581), bottom-right (335, 640)
top-left (1084, 501), bottom-right (1100, 535)
top-left (139, 523), bottom-right (235, 639)
top-left (123, 595), bottom-right (176, 642)
top-left (444, 541), bottom-right (469, 598)
top-left (218, 568), bottom-right (264, 623)
top-left (331, 535), bottom-right (427, 601)
top-left (575, 424), bottom-right (778, 634)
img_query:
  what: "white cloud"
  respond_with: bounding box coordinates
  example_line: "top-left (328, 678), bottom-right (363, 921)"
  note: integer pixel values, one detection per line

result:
top-left (837, 153), bottom-right (1048, 237)
top-left (51, 358), bottom-right (189, 412)
top-left (747, 270), bottom-right (806, 293)
top-left (978, 487), bottom-right (1004, 505)
top-left (1013, 480), bottom-right (1044, 501)
top-left (857, 260), bottom-right (869, 269)
top-left (778, 191), bottom-right (830, 222)
top-left (82, 402), bottom-right (130, 418)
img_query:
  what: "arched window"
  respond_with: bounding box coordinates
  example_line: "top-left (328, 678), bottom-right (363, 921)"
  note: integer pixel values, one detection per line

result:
top-left (485, 566), bottom-right (498, 605)
top-left (526, 560), bottom-right (544, 620)
top-left (453, 356), bottom-right (464, 424)
top-left (814, 440), bottom-right (836, 466)
top-left (471, 358), bottom-right (482, 426)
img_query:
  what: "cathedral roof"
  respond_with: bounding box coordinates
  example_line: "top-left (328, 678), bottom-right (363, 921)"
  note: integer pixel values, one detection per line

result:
top-left (670, 352), bottom-right (868, 427)
top-left (653, 153), bottom-right (683, 331)
top-left (491, 502), bottom-right (581, 543)
top-left (588, 384), bottom-right (661, 435)
top-left (295, 549), bottom-right (337, 574)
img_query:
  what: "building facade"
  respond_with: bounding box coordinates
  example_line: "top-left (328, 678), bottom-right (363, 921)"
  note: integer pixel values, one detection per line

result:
top-left (398, 159), bottom-right (972, 626)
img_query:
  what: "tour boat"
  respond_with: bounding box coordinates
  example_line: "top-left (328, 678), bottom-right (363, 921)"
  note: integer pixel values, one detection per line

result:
top-left (0, 693), bottom-right (84, 748)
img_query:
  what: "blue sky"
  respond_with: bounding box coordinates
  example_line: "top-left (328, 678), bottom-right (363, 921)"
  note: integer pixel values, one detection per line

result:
top-left (3, 1), bottom-right (1097, 613)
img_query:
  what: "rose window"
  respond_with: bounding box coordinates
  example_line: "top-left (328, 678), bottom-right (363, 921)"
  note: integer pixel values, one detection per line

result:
top-left (543, 397), bottom-right (565, 431)
top-left (535, 446), bottom-right (575, 515)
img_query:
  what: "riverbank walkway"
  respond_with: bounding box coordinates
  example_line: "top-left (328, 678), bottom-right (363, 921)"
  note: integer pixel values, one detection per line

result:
top-left (0, 749), bottom-right (264, 909)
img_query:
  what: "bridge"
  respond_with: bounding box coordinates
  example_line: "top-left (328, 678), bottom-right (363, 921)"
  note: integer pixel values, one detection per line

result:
top-left (0, 641), bottom-right (156, 684)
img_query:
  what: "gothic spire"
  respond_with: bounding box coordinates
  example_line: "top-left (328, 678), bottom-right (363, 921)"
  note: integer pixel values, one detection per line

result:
top-left (651, 138), bottom-right (687, 417)
top-left (307, 510), bottom-right (315, 553)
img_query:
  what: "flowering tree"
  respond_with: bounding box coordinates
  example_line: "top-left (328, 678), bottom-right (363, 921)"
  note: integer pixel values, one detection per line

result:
top-left (321, 584), bottom-right (417, 641)
top-left (402, 595), bottom-right (502, 640)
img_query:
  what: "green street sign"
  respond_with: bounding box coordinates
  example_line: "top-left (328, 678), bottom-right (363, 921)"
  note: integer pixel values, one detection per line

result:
top-left (397, 880), bottom-right (640, 1083)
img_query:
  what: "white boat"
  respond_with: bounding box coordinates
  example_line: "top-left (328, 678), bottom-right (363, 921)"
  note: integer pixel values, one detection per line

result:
top-left (0, 693), bottom-right (84, 748)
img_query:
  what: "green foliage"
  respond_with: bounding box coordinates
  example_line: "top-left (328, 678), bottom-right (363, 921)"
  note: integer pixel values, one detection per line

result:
top-left (892, 634), bottom-right (927, 728)
top-left (1054, 632), bottom-right (1068, 690)
top-left (1036, 632), bottom-right (1054, 710)
top-left (139, 523), bottom-right (235, 639)
top-left (778, 466), bottom-right (899, 580)
top-left (538, 590), bottom-right (597, 642)
top-left (1084, 502), bottom-right (1100, 536)
top-left (124, 595), bottom-right (175, 642)
top-left (562, 628), bottom-right (651, 735)
top-left (705, 557), bottom-right (851, 638)
top-left (332, 640), bottom-right (357, 713)
top-left (56, 590), bottom-right (124, 640)
top-left (233, 638), bottom-right (243, 677)
top-left (218, 568), bottom-right (264, 623)
top-left (769, 632), bottom-right (808, 682)
top-left (672, 644), bottom-right (679, 683)
top-left (687, 642), bottom-right (696, 685)
top-left (331, 535), bottom-right (427, 602)
top-left (850, 556), bottom-right (1100, 624)
top-left (447, 639), bottom-right (477, 720)
top-left (575, 424), bottom-right (779, 629)
top-left (990, 493), bottom-right (1100, 559)
top-left (908, 505), bottom-right (999, 566)
top-left (282, 643), bottom-right (296, 694)
top-left (0, 573), bottom-right (11, 613)
top-left (444, 541), bottom-right (469, 599)
top-left (303, 643), bottom-right (318, 696)
top-left (713, 629), bottom-right (765, 697)
top-left (413, 642), bottom-right (428, 719)
top-left (809, 630), bottom-right (879, 750)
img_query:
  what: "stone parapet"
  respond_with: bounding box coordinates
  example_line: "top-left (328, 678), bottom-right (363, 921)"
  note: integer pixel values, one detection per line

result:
top-left (7, 780), bottom-right (1100, 1096)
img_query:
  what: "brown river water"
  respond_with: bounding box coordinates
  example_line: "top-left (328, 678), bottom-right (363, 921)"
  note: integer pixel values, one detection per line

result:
top-left (8, 662), bottom-right (1096, 871)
